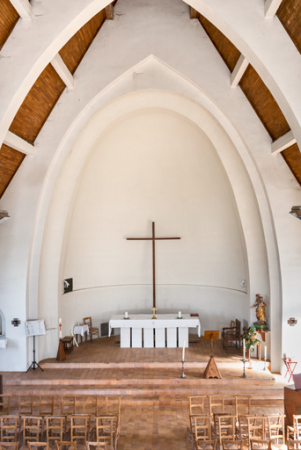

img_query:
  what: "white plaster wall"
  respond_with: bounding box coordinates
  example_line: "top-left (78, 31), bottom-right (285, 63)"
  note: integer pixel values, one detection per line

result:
top-left (0, 0), bottom-right (300, 372)
top-left (55, 109), bottom-right (248, 342)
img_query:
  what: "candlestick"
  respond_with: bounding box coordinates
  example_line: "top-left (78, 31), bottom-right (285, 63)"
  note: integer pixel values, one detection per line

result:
top-left (241, 356), bottom-right (247, 378)
top-left (182, 340), bottom-right (185, 361)
top-left (124, 311), bottom-right (128, 319)
top-left (178, 311), bottom-right (182, 318)
top-left (59, 318), bottom-right (62, 338)
top-left (243, 339), bottom-right (246, 360)
top-left (180, 359), bottom-right (186, 378)
top-left (264, 345), bottom-right (267, 371)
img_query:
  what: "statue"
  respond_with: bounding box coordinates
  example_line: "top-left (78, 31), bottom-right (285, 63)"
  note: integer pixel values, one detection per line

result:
top-left (251, 294), bottom-right (267, 328)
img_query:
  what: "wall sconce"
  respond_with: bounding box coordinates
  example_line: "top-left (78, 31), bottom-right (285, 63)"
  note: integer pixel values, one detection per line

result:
top-left (289, 206), bottom-right (301, 220)
top-left (288, 318), bottom-right (298, 326)
top-left (0, 210), bottom-right (10, 223)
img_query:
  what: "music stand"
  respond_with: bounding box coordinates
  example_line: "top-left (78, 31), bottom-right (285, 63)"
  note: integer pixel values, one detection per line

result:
top-left (204, 330), bottom-right (221, 379)
top-left (27, 335), bottom-right (44, 372)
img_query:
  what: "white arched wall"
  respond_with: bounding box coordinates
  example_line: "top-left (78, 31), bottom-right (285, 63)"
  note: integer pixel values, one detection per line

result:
top-left (37, 81), bottom-right (273, 365)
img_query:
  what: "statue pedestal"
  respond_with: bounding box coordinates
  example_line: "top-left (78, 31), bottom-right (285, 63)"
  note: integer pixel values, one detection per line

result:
top-left (254, 323), bottom-right (267, 330)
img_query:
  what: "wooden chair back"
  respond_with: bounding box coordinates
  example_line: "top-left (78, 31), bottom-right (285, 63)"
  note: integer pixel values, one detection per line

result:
top-left (250, 439), bottom-right (272, 450)
top-left (238, 415), bottom-right (249, 441)
top-left (288, 416), bottom-right (301, 440)
top-left (195, 440), bottom-right (217, 450)
top-left (209, 396), bottom-right (225, 416)
top-left (0, 443), bottom-right (19, 450)
top-left (247, 416), bottom-right (265, 444)
top-left (70, 415), bottom-right (90, 442)
top-left (216, 415), bottom-right (236, 444)
top-left (193, 415), bottom-right (211, 443)
top-left (60, 397), bottom-right (75, 416)
top-left (83, 396), bottom-right (97, 416)
top-left (86, 443), bottom-right (108, 450)
top-left (39, 396), bottom-right (54, 416)
top-left (21, 416), bottom-right (42, 446)
top-left (188, 396), bottom-right (206, 416)
top-left (265, 414), bottom-right (285, 444)
top-left (235, 319), bottom-right (241, 339)
top-left (96, 397), bottom-right (121, 416)
top-left (55, 442), bottom-right (77, 450)
top-left (27, 443), bottom-right (49, 450)
top-left (235, 396), bottom-right (251, 416)
top-left (83, 317), bottom-right (92, 328)
top-left (222, 440), bottom-right (248, 450)
top-left (0, 416), bottom-right (19, 442)
top-left (287, 440), bottom-right (301, 450)
top-left (96, 416), bottom-right (116, 447)
top-left (19, 395), bottom-right (34, 415)
top-left (44, 416), bottom-right (66, 443)
top-left (0, 396), bottom-right (11, 415)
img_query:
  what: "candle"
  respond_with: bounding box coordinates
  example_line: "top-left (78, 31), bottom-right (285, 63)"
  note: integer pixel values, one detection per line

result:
top-left (264, 346), bottom-right (267, 361)
top-left (182, 340), bottom-right (185, 361)
top-left (125, 311), bottom-right (128, 319)
top-left (243, 338), bottom-right (246, 360)
top-left (59, 318), bottom-right (62, 338)
top-left (178, 311), bottom-right (182, 318)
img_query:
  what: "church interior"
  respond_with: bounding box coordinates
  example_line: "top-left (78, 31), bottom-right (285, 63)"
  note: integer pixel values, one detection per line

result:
top-left (0, 0), bottom-right (301, 448)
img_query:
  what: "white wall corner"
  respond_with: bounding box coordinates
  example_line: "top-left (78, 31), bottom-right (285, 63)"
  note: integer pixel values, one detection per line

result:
top-left (4, 130), bottom-right (35, 155)
top-left (230, 55), bottom-right (249, 87)
top-left (271, 130), bottom-right (296, 155)
top-left (264, 0), bottom-right (283, 18)
top-left (51, 54), bottom-right (74, 90)
top-left (9, 0), bottom-right (32, 20)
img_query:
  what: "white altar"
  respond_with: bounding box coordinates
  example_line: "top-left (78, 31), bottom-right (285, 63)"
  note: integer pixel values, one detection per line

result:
top-left (109, 314), bottom-right (201, 348)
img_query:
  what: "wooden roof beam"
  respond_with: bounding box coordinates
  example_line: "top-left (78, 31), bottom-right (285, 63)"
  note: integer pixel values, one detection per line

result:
top-left (230, 54), bottom-right (249, 87)
top-left (9, 0), bottom-right (31, 20)
top-left (264, 0), bottom-right (282, 18)
top-left (190, 7), bottom-right (199, 19)
top-left (4, 130), bottom-right (35, 155)
top-left (51, 54), bottom-right (74, 90)
top-left (271, 130), bottom-right (296, 155)
top-left (105, 3), bottom-right (114, 20)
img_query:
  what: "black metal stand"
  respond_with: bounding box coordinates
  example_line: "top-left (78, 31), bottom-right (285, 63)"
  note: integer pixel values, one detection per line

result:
top-left (180, 359), bottom-right (186, 378)
top-left (27, 335), bottom-right (44, 372)
top-left (241, 357), bottom-right (247, 378)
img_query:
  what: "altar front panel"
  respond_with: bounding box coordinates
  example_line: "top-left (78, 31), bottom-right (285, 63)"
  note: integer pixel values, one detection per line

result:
top-left (109, 314), bottom-right (201, 348)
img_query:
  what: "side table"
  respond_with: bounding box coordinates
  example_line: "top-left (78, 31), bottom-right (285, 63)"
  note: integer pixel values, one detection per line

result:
top-left (247, 341), bottom-right (262, 361)
top-left (283, 358), bottom-right (298, 382)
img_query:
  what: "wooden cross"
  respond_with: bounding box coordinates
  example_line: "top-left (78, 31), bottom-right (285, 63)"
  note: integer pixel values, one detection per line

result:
top-left (151, 307), bottom-right (157, 319)
top-left (127, 222), bottom-right (180, 309)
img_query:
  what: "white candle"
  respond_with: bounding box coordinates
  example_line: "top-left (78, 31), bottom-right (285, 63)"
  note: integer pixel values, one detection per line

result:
top-left (182, 340), bottom-right (185, 361)
top-left (243, 339), bottom-right (246, 360)
top-left (178, 311), bottom-right (182, 318)
top-left (125, 311), bottom-right (128, 319)
top-left (59, 318), bottom-right (62, 338)
top-left (264, 346), bottom-right (267, 361)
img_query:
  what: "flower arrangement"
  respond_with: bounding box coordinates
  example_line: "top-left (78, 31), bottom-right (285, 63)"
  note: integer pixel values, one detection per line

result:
top-left (241, 325), bottom-right (259, 350)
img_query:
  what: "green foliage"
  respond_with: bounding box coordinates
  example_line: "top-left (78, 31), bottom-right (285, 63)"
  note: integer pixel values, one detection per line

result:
top-left (241, 325), bottom-right (259, 349)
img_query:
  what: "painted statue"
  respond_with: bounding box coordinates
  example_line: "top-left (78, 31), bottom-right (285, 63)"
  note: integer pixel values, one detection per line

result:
top-left (251, 294), bottom-right (267, 325)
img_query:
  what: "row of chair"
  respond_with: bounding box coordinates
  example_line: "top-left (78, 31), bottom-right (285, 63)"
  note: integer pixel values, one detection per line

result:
top-left (0, 396), bottom-right (121, 417)
top-left (0, 414), bottom-right (119, 449)
top-left (0, 441), bottom-right (109, 450)
top-left (191, 439), bottom-right (301, 450)
top-left (188, 395), bottom-right (252, 417)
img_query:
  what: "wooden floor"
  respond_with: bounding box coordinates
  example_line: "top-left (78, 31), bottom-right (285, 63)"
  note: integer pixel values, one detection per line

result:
top-left (2, 337), bottom-right (286, 450)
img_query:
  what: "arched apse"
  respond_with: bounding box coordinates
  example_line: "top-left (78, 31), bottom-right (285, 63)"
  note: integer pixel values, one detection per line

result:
top-left (32, 58), bottom-right (280, 369)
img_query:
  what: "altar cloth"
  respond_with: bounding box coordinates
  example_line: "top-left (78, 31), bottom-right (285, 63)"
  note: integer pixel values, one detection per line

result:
top-left (73, 324), bottom-right (90, 336)
top-left (109, 314), bottom-right (201, 348)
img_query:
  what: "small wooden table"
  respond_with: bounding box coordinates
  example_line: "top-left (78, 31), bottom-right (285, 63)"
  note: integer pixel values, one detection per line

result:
top-left (62, 336), bottom-right (74, 354)
top-left (247, 341), bottom-right (261, 361)
top-left (283, 358), bottom-right (298, 382)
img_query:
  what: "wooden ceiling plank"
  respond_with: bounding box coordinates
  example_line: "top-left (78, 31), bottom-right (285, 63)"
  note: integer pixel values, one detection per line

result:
top-left (9, 0), bottom-right (31, 20)
top-left (0, 0), bottom-right (19, 51)
top-left (265, 0), bottom-right (283, 17)
top-left (239, 64), bottom-right (291, 141)
top-left (198, 13), bottom-right (241, 72)
top-left (0, 144), bottom-right (25, 198)
top-left (271, 130), bottom-right (296, 154)
top-left (59, 10), bottom-right (105, 75)
top-left (105, 4), bottom-right (114, 20)
top-left (277, 0), bottom-right (301, 54)
top-left (190, 7), bottom-right (199, 19)
top-left (230, 55), bottom-right (249, 87)
top-left (282, 143), bottom-right (301, 186)
top-left (51, 54), bottom-right (74, 89)
top-left (4, 130), bottom-right (35, 155)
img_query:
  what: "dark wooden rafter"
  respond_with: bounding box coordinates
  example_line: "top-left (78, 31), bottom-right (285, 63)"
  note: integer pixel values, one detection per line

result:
top-left (0, 0), bottom-right (19, 51)
top-left (196, 10), bottom-right (301, 186)
top-left (0, 144), bottom-right (25, 198)
top-left (59, 10), bottom-right (105, 75)
top-left (277, 0), bottom-right (301, 54)
top-left (1, 9), bottom-right (107, 198)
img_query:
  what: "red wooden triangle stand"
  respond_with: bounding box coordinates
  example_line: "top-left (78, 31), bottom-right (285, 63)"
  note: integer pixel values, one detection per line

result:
top-left (204, 335), bottom-right (222, 379)
top-left (56, 338), bottom-right (66, 362)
